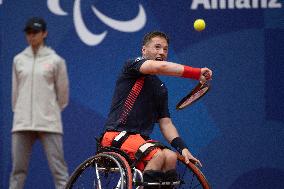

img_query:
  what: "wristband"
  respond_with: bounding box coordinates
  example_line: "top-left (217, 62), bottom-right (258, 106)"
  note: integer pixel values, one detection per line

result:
top-left (182, 66), bottom-right (201, 80)
top-left (170, 137), bottom-right (188, 154)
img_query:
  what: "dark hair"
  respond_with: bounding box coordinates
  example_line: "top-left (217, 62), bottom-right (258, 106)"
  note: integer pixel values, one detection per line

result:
top-left (142, 31), bottom-right (170, 46)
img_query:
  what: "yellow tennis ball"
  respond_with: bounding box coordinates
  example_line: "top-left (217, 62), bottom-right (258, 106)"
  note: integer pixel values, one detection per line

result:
top-left (194, 19), bottom-right (206, 32)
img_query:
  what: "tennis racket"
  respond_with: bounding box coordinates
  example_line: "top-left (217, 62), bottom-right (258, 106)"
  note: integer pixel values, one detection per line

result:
top-left (176, 72), bottom-right (211, 110)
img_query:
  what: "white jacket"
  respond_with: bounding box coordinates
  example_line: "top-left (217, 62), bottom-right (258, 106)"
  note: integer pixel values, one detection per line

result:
top-left (12, 45), bottom-right (69, 134)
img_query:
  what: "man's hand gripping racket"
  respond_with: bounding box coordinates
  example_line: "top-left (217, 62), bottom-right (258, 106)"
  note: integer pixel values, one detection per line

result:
top-left (176, 69), bottom-right (212, 110)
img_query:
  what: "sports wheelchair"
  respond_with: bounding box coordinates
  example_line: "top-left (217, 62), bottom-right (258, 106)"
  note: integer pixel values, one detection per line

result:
top-left (65, 139), bottom-right (211, 189)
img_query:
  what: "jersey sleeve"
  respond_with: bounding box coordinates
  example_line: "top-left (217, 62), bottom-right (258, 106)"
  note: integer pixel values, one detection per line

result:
top-left (122, 57), bottom-right (147, 78)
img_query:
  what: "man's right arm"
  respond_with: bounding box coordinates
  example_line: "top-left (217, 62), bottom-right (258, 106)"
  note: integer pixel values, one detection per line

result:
top-left (139, 60), bottom-right (212, 82)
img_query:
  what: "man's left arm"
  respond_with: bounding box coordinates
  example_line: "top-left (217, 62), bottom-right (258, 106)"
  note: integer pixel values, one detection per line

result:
top-left (159, 117), bottom-right (202, 166)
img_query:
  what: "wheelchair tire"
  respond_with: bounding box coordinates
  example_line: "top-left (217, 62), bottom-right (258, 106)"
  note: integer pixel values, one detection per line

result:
top-left (176, 154), bottom-right (211, 189)
top-left (65, 152), bottom-right (132, 189)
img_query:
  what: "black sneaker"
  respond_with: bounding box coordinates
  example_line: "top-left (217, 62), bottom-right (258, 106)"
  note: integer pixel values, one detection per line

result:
top-left (143, 170), bottom-right (164, 189)
top-left (163, 169), bottom-right (178, 189)
top-left (164, 169), bottom-right (178, 182)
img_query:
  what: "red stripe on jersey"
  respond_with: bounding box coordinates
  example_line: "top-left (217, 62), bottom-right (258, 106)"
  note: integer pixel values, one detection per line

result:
top-left (120, 77), bottom-right (145, 124)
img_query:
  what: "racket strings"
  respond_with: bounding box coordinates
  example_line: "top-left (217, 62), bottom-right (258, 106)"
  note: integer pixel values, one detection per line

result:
top-left (179, 87), bottom-right (209, 108)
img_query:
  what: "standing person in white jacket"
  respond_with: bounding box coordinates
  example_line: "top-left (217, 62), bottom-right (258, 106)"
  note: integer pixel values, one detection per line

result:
top-left (9, 17), bottom-right (69, 189)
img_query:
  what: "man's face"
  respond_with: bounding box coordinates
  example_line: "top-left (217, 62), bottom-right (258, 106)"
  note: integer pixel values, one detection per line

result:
top-left (25, 30), bottom-right (47, 48)
top-left (142, 36), bottom-right (168, 61)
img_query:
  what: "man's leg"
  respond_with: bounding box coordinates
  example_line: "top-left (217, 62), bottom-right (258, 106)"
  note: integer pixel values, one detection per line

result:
top-left (161, 149), bottom-right (177, 171)
top-left (101, 133), bottom-right (178, 186)
top-left (40, 132), bottom-right (69, 189)
top-left (144, 149), bottom-right (177, 171)
top-left (144, 150), bottom-right (165, 171)
top-left (9, 132), bottom-right (35, 189)
top-left (144, 149), bottom-right (178, 188)
top-left (162, 149), bottom-right (178, 187)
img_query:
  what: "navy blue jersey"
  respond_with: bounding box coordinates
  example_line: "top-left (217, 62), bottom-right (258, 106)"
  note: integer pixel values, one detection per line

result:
top-left (104, 57), bottom-right (170, 136)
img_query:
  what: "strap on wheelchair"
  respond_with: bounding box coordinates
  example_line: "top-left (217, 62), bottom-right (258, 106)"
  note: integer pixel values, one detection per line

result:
top-left (133, 141), bottom-right (165, 166)
top-left (111, 131), bottom-right (130, 149)
top-left (95, 135), bottom-right (104, 153)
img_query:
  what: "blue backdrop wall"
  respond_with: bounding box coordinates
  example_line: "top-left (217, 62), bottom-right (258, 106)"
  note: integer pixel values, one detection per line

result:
top-left (1, 0), bottom-right (284, 188)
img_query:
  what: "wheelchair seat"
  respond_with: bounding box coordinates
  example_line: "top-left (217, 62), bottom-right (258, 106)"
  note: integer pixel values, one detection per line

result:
top-left (95, 137), bottom-right (134, 167)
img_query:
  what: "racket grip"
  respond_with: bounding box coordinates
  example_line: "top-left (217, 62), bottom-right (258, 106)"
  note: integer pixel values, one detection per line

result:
top-left (203, 71), bottom-right (211, 80)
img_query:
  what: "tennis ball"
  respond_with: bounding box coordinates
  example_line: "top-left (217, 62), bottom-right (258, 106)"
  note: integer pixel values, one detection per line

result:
top-left (194, 19), bottom-right (206, 32)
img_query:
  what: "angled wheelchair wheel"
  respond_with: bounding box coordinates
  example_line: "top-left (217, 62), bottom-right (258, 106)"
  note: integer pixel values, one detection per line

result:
top-left (176, 154), bottom-right (211, 189)
top-left (65, 152), bottom-right (132, 189)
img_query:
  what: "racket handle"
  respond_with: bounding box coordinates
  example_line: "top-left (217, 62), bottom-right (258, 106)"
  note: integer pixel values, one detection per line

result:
top-left (203, 71), bottom-right (211, 80)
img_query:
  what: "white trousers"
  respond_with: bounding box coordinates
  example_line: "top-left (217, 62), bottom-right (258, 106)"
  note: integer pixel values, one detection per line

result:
top-left (9, 131), bottom-right (69, 189)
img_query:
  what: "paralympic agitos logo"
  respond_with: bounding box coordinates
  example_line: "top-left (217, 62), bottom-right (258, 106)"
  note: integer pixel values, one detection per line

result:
top-left (47, 0), bottom-right (146, 46)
